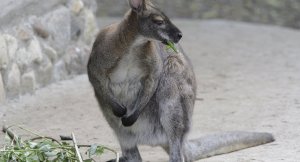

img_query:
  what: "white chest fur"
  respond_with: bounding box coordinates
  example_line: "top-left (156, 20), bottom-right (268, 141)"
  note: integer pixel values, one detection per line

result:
top-left (110, 50), bottom-right (144, 84)
top-left (109, 37), bottom-right (147, 106)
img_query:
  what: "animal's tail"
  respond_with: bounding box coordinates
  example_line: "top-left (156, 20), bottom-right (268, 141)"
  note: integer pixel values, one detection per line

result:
top-left (184, 131), bottom-right (274, 161)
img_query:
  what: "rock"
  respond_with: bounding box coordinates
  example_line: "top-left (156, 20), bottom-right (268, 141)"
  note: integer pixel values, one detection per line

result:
top-left (42, 7), bottom-right (71, 54)
top-left (21, 71), bottom-right (36, 94)
top-left (0, 34), bottom-right (9, 70)
top-left (82, 0), bottom-right (98, 13)
top-left (6, 63), bottom-right (21, 97)
top-left (81, 9), bottom-right (98, 45)
top-left (3, 34), bottom-right (18, 61)
top-left (16, 39), bottom-right (44, 71)
top-left (35, 58), bottom-right (53, 86)
top-left (42, 43), bottom-right (58, 63)
top-left (53, 60), bottom-right (68, 82)
top-left (68, 0), bottom-right (84, 14)
top-left (71, 15), bottom-right (83, 40)
top-left (29, 15), bottom-right (50, 39)
top-left (95, 0), bottom-right (127, 16)
top-left (64, 45), bottom-right (89, 75)
top-left (17, 26), bottom-right (33, 41)
top-left (15, 48), bottom-right (31, 72)
top-left (32, 21), bottom-right (50, 39)
top-left (28, 38), bottom-right (44, 64)
top-left (0, 0), bottom-right (68, 29)
top-left (0, 74), bottom-right (5, 103)
top-left (265, 0), bottom-right (285, 8)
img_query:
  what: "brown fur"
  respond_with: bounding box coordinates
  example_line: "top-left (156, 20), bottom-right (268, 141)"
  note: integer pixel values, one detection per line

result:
top-left (87, 1), bottom-right (274, 161)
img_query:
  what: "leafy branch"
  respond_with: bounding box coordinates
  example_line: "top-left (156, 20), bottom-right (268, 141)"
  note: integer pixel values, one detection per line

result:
top-left (1, 125), bottom-right (119, 162)
top-left (166, 41), bottom-right (179, 53)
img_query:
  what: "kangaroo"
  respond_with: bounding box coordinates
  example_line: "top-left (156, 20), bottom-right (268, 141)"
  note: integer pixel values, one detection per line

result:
top-left (87, 0), bottom-right (275, 161)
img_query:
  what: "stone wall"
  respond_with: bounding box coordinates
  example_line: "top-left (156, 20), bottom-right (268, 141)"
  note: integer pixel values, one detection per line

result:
top-left (0, 0), bottom-right (98, 103)
top-left (1, 0), bottom-right (299, 103)
top-left (96, 0), bottom-right (300, 29)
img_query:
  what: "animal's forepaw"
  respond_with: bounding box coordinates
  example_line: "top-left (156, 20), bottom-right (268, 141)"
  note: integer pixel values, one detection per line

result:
top-left (121, 113), bottom-right (138, 127)
top-left (112, 103), bottom-right (127, 117)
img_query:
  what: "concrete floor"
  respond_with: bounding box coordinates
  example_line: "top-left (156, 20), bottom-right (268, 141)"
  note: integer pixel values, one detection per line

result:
top-left (1, 19), bottom-right (300, 162)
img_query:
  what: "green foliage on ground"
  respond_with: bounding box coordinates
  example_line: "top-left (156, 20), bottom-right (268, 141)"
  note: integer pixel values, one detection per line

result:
top-left (0, 125), bottom-right (119, 162)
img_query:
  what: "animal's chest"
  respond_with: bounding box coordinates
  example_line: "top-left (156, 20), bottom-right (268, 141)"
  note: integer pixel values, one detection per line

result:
top-left (109, 52), bottom-right (145, 106)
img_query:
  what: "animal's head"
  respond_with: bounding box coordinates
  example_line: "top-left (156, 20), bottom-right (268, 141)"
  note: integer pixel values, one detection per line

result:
top-left (128, 0), bottom-right (182, 45)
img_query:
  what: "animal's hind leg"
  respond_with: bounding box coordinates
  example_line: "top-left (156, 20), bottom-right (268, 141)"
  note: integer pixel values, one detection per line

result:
top-left (161, 144), bottom-right (193, 162)
top-left (159, 100), bottom-right (187, 162)
top-left (107, 146), bottom-right (142, 162)
top-left (162, 143), bottom-right (184, 162)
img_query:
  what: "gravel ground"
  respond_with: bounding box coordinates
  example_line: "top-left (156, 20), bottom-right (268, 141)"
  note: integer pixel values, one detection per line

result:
top-left (1, 19), bottom-right (300, 162)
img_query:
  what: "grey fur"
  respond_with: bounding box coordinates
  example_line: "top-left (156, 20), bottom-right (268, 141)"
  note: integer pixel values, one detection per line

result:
top-left (87, 0), bottom-right (274, 161)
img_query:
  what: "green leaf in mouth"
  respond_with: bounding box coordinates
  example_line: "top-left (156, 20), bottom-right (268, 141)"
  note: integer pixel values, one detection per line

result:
top-left (166, 41), bottom-right (179, 53)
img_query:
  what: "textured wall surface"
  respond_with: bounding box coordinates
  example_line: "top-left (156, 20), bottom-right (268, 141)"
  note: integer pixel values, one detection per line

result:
top-left (96, 0), bottom-right (300, 29)
top-left (0, 0), bottom-right (98, 102)
top-left (1, 0), bottom-right (299, 103)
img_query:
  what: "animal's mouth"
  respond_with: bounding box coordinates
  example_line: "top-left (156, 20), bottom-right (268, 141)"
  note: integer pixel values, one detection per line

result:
top-left (162, 37), bottom-right (181, 45)
top-left (162, 40), bottom-right (179, 53)
top-left (162, 40), bottom-right (169, 45)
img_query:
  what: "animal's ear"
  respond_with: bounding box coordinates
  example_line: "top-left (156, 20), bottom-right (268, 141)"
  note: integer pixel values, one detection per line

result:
top-left (128, 0), bottom-right (146, 12)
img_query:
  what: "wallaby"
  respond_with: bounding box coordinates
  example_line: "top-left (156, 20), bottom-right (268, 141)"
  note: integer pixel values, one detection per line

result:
top-left (87, 0), bottom-right (274, 161)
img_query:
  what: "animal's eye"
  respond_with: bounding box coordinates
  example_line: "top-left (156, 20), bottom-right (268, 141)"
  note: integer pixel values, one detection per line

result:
top-left (153, 19), bottom-right (164, 25)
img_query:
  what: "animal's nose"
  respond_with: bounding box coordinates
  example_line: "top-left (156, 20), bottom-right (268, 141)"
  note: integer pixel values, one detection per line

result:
top-left (177, 32), bottom-right (183, 40)
top-left (173, 32), bottom-right (183, 43)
